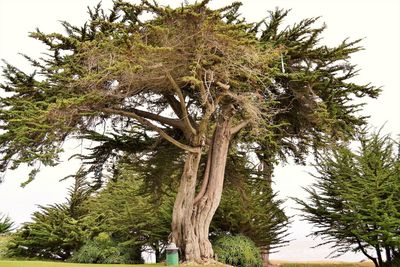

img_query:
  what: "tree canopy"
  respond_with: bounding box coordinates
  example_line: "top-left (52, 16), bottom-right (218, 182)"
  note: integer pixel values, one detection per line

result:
top-left (0, 0), bottom-right (378, 181)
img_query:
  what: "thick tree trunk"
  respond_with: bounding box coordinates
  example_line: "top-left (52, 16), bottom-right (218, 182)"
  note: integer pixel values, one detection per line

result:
top-left (171, 151), bottom-right (202, 262)
top-left (261, 248), bottom-right (270, 267)
top-left (191, 114), bottom-right (232, 262)
top-left (171, 108), bottom-right (233, 264)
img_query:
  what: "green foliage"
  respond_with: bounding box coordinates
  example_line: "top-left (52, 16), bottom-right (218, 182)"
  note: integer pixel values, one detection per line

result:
top-left (82, 161), bottom-right (173, 262)
top-left (0, 214), bottom-right (14, 234)
top-left (296, 130), bottom-right (400, 267)
top-left (0, 0), bottom-right (378, 184)
top-left (213, 234), bottom-right (263, 267)
top-left (6, 173), bottom-right (91, 260)
top-left (0, 235), bottom-right (12, 259)
top-left (69, 232), bottom-right (136, 264)
top-left (0, 0), bottom-right (380, 262)
top-left (212, 152), bottom-right (289, 251)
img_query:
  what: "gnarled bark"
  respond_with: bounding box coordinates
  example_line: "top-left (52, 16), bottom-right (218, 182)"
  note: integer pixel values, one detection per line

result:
top-left (171, 108), bottom-right (234, 263)
top-left (171, 150), bottom-right (202, 262)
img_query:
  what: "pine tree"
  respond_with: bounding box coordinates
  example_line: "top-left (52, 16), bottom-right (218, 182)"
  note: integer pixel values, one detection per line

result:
top-left (212, 152), bottom-right (289, 264)
top-left (83, 161), bottom-right (173, 263)
top-left (0, 213), bottom-right (14, 234)
top-left (6, 171), bottom-right (91, 260)
top-left (296, 131), bottom-right (400, 267)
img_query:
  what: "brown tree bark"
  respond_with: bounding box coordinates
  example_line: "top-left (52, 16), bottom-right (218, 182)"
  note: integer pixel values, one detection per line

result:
top-left (261, 248), bottom-right (270, 267)
top-left (171, 107), bottom-right (234, 263)
top-left (171, 150), bottom-right (202, 262)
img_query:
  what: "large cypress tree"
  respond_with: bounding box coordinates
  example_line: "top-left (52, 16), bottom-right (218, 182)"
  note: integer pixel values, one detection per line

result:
top-left (0, 1), bottom-right (379, 263)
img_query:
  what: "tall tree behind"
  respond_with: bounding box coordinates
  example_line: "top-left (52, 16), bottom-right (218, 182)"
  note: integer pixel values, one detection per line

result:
top-left (212, 152), bottom-right (289, 267)
top-left (6, 170), bottom-right (91, 260)
top-left (0, 1), bottom-right (379, 262)
top-left (0, 213), bottom-right (14, 234)
top-left (83, 160), bottom-right (174, 263)
top-left (296, 131), bottom-right (400, 267)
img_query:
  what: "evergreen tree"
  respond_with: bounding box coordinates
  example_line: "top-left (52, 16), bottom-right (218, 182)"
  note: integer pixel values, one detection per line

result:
top-left (0, 213), bottom-right (14, 234)
top-left (0, 1), bottom-right (379, 262)
top-left (83, 161), bottom-right (173, 263)
top-left (7, 171), bottom-right (91, 260)
top-left (212, 152), bottom-right (289, 265)
top-left (296, 131), bottom-right (400, 267)
top-left (83, 148), bottom-right (289, 263)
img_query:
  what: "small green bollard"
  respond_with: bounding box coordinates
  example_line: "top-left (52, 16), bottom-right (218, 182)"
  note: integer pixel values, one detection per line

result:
top-left (166, 243), bottom-right (179, 265)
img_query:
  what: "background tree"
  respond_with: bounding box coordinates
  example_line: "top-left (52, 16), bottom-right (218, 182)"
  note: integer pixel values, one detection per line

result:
top-left (212, 151), bottom-right (289, 266)
top-left (0, 0), bottom-right (379, 262)
top-left (296, 131), bottom-right (400, 267)
top-left (6, 171), bottom-right (91, 260)
top-left (83, 160), bottom-right (174, 263)
top-left (0, 213), bottom-right (14, 234)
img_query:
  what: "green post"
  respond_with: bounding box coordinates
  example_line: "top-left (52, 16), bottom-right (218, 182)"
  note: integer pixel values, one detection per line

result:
top-left (166, 243), bottom-right (179, 265)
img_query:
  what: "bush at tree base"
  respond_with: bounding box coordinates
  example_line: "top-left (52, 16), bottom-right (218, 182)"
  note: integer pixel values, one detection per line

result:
top-left (213, 235), bottom-right (263, 267)
top-left (69, 232), bottom-right (143, 264)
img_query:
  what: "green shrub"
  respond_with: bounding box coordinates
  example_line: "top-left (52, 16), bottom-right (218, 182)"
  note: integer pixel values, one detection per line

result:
top-left (69, 232), bottom-right (132, 264)
top-left (213, 234), bottom-right (262, 267)
top-left (0, 234), bottom-right (11, 259)
top-left (6, 175), bottom-right (90, 260)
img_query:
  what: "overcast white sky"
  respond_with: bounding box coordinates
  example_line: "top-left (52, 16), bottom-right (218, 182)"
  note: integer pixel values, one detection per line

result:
top-left (0, 0), bottom-right (399, 262)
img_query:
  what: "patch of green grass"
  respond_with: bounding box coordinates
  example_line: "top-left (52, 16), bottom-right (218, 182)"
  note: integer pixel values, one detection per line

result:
top-left (0, 260), bottom-right (223, 267)
top-left (0, 261), bottom-right (161, 267)
top-left (281, 264), bottom-right (372, 267)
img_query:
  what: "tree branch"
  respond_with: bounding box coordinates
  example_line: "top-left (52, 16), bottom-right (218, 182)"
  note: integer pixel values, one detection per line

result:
top-left (216, 81), bottom-right (230, 91)
top-left (129, 108), bottom-right (183, 129)
top-left (164, 93), bottom-right (183, 118)
top-left (102, 108), bottom-right (200, 153)
top-left (230, 119), bottom-right (250, 135)
top-left (194, 146), bottom-right (212, 204)
top-left (355, 236), bottom-right (377, 265)
top-left (199, 72), bottom-right (214, 110)
top-left (166, 73), bottom-right (197, 135)
top-left (162, 93), bottom-right (198, 140)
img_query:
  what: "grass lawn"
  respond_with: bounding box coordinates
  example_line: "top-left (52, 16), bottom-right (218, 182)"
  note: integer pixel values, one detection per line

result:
top-left (0, 261), bottom-right (162, 267)
top-left (0, 261), bottom-right (227, 267)
top-left (280, 263), bottom-right (373, 267)
top-left (0, 261), bottom-right (375, 267)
